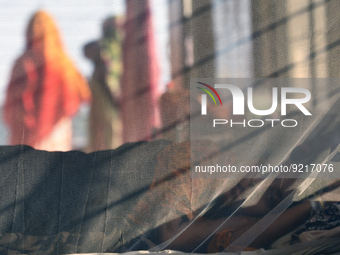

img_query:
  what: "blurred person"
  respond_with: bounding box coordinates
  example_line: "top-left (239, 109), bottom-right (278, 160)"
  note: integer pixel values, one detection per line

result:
top-left (84, 16), bottom-right (124, 151)
top-left (120, 0), bottom-right (160, 143)
top-left (3, 10), bottom-right (91, 151)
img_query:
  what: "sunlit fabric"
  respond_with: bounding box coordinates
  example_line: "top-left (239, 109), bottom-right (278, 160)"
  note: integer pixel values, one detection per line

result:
top-left (3, 10), bottom-right (91, 150)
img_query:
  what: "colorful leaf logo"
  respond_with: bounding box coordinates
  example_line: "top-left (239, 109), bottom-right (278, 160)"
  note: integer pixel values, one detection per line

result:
top-left (196, 82), bottom-right (223, 106)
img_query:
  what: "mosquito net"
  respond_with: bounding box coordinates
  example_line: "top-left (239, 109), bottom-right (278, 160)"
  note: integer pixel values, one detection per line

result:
top-left (1, 0), bottom-right (340, 255)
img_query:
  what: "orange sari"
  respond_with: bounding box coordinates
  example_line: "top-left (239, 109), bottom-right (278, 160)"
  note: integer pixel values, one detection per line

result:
top-left (4, 10), bottom-right (91, 150)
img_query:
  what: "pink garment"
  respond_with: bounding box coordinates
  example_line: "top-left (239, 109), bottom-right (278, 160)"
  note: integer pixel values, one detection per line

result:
top-left (121, 0), bottom-right (160, 143)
